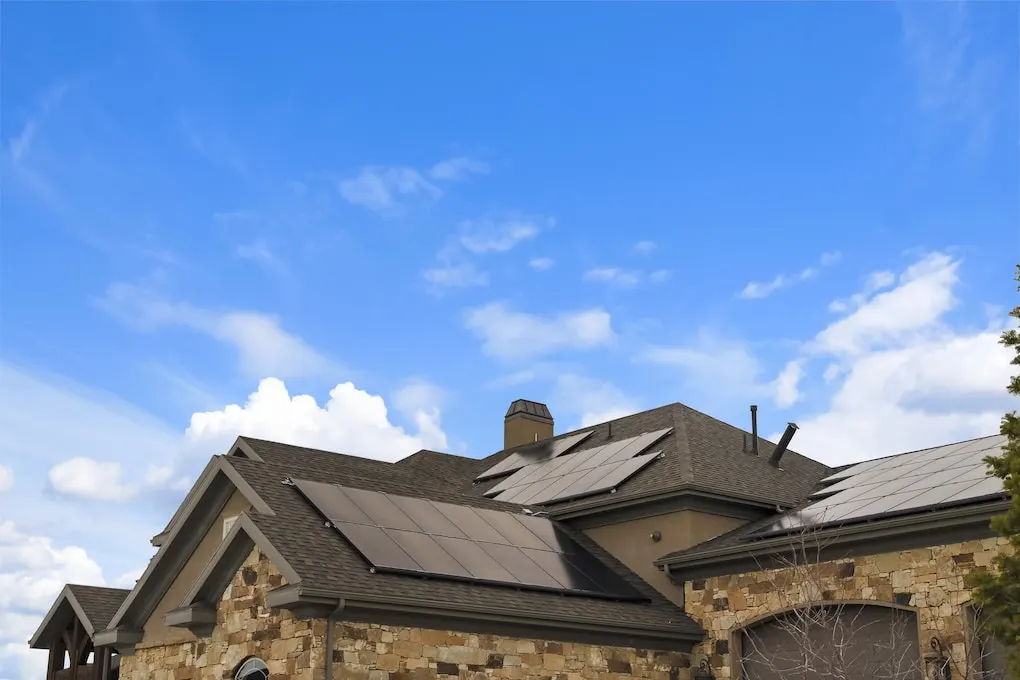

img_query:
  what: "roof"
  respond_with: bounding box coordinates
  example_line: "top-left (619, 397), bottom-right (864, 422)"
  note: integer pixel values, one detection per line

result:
top-left (29, 584), bottom-right (129, 648)
top-left (224, 453), bottom-right (701, 637)
top-left (655, 433), bottom-right (1009, 578)
top-left (506, 399), bottom-right (553, 421)
top-left (468, 403), bottom-right (831, 514)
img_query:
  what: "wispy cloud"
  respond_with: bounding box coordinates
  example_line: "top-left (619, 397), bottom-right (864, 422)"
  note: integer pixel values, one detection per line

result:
top-left (739, 251), bottom-right (841, 300)
top-left (179, 115), bottom-right (248, 176)
top-left (828, 270), bottom-right (896, 313)
top-left (6, 82), bottom-right (70, 166)
top-left (423, 262), bottom-right (489, 290)
top-left (339, 157), bottom-right (488, 214)
top-left (529, 257), bottom-right (555, 271)
top-left (583, 267), bottom-right (672, 288)
top-left (633, 240), bottom-right (657, 255)
top-left (94, 283), bottom-right (337, 379)
top-left (428, 157), bottom-right (489, 181)
top-left (899, 2), bottom-right (1002, 146)
top-left (464, 302), bottom-right (615, 361)
top-left (459, 216), bottom-right (550, 254)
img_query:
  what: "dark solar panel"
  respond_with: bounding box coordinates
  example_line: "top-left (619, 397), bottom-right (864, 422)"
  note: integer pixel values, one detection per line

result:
top-left (759, 435), bottom-right (1007, 537)
top-left (484, 428), bottom-right (671, 505)
top-left (292, 480), bottom-right (645, 600)
top-left (474, 431), bottom-right (594, 482)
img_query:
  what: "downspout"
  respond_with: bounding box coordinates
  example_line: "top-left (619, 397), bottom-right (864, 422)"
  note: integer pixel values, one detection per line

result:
top-left (324, 600), bottom-right (346, 680)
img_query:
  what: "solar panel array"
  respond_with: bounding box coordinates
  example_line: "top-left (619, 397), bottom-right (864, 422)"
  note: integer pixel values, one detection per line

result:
top-left (484, 428), bottom-right (672, 505)
top-left (758, 435), bottom-right (1007, 537)
top-left (293, 478), bottom-right (645, 600)
top-left (475, 430), bottom-right (594, 482)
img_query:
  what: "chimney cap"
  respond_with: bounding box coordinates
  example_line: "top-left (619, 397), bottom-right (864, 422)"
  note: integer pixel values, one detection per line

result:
top-left (505, 399), bottom-right (553, 421)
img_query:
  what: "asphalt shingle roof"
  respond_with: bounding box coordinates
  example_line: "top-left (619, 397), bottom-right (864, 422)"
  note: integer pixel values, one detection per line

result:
top-left (67, 585), bottom-right (130, 632)
top-left (227, 450), bottom-right (701, 636)
top-left (466, 403), bottom-right (831, 512)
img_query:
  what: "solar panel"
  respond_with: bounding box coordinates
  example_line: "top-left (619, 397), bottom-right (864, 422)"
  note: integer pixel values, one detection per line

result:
top-left (475, 430), bottom-right (595, 482)
top-left (291, 479), bottom-right (645, 601)
top-left (485, 428), bottom-right (672, 505)
top-left (759, 435), bottom-right (1007, 537)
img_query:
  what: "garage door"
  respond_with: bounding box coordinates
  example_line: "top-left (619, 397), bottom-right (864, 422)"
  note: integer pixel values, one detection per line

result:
top-left (740, 604), bottom-right (922, 680)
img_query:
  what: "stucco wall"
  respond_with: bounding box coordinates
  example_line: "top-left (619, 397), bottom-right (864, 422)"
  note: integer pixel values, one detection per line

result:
top-left (682, 536), bottom-right (1015, 680)
top-left (583, 510), bottom-right (746, 606)
top-left (122, 549), bottom-right (694, 680)
top-left (139, 489), bottom-right (253, 648)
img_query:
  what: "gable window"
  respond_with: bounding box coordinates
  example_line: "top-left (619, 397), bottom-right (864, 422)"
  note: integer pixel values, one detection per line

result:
top-left (235, 657), bottom-right (269, 680)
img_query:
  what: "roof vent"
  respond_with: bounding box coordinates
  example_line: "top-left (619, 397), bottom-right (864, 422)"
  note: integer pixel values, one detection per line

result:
top-left (769, 423), bottom-right (799, 467)
top-left (744, 405), bottom-right (760, 456)
top-left (504, 399), bottom-right (554, 450)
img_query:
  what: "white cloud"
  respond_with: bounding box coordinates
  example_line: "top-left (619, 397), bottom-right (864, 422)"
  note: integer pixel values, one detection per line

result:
top-left (828, 270), bottom-right (896, 314)
top-left (633, 241), bottom-right (657, 255)
top-left (186, 377), bottom-right (447, 461)
top-left (739, 251), bottom-right (841, 300)
top-left (0, 466), bottom-right (12, 493)
top-left (459, 217), bottom-right (547, 254)
top-left (641, 331), bottom-right (769, 399)
top-left (48, 459), bottom-right (137, 501)
top-left (464, 303), bottom-right (615, 361)
top-left (773, 360), bottom-right (805, 409)
top-left (785, 252), bottom-right (1012, 465)
top-left (339, 166), bottom-right (441, 213)
top-left (584, 267), bottom-right (641, 287)
top-left (6, 81), bottom-right (68, 166)
top-left (552, 375), bottom-right (641, 429)
top-left (423, 263), bottom-right (489, 289)
top-left (236, 238), bottom-right (278, 267)
top-left (649, 269), bottom-right (672, 283)
top-left (428, 157), bottom-right (489, 181)
top-left (814, 253), bottom-right (959, 356)
top-left (96, 283), bottom-right (336, 379)
top-left (529, 257), bottom-right (555, 271)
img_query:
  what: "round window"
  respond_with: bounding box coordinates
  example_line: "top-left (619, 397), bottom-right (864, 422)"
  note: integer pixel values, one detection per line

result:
top-left (235, 657), bottom-right (269, 680)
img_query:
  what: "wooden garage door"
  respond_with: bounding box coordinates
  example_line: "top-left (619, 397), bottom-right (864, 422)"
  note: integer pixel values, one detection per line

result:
top-left (740, 604), bottom-right (922, 680)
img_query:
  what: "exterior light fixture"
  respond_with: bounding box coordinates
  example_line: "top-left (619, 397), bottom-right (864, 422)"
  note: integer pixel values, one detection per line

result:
top-left (924, 638), bottom-right (951, 680)
top-left (692, 659), bottom-right (714, 680)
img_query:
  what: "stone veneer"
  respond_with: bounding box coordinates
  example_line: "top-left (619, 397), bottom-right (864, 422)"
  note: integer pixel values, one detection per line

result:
top-left (121, 548), bottom-right (694, 680)
top-left (683, 536), bottom-right (1015, 679)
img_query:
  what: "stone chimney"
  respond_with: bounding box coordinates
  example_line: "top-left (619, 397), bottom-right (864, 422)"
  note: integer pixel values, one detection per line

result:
top-left (504, 399), bottom-right (554, 450)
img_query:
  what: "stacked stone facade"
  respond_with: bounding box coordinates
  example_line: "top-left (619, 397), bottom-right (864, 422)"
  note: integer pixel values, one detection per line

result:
top-left (121, 549), bottom-right (694, 680)
top-left (683, 536), bottom-right (1015, 679)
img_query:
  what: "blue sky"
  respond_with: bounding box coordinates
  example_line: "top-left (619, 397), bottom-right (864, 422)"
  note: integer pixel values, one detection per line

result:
top-left (0, 3), bottom-right (1017, 677)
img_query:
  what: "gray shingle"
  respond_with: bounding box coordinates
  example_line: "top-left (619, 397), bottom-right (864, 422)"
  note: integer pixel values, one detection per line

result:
top-left (67, 585), bottom-right (130, 631)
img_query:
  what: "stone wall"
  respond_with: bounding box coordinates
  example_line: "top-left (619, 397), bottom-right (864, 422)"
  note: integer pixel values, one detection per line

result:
top-left (683, 536), bottom-right (1015, 679)
top-left (121, 549), bottom-right (694, 680)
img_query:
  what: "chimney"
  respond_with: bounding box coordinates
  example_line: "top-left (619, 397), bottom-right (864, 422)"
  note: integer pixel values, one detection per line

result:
top-left (769, 423), bottom-right (799, 467)
top-left (504, 399), bottom-right (554, 450)
top-left (747, 405), bottom-right (760, 456)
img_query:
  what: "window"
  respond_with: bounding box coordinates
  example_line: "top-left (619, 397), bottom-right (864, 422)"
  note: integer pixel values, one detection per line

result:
top-left (223, 515), bottom-right (239, 539)
top-left (235, 657), bottom-right (269, 680)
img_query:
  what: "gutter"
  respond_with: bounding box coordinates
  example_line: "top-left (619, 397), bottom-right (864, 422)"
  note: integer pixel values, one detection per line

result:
top-left (654, 498), bottom-right (1009, 576)
top-left (325, 600), bottom-right (346, 680)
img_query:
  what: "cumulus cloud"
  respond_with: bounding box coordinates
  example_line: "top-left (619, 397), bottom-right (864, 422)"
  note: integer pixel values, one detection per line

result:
top-left (529, 257), bottom-right (555, 271)
top-left (739, 251), bottom-right (841, 300)
top-left (773, 360), bottom-right (805, 409)
top-left (785, 252), bottom-right (1011, 464)
top-left (0, 520), bottom-right (107, 679)
top-left (185, 377), bottom-right (447, 462)
top-left (95, 283), bottom-right (336, 379)
top-left (464, 303), bottom-right (615, 361)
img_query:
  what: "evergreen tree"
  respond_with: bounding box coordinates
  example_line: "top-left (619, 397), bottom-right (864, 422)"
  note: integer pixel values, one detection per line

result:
top-left (967, 264), bottom-right (1020, 677)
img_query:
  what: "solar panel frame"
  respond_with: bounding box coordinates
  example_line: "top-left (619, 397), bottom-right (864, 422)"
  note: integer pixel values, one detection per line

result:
top-left (485, 428), bottom-right (672, 505)
top-left (291, 479), bottom-right (645, 600)
top-left (474, 430), bottom-right (595, 482)
top-left (757, 435), bottom-right (1007, 538)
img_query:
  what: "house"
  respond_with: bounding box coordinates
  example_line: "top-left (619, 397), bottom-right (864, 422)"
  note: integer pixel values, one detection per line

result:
top-left (28, 399), bottom-right (1013, 680)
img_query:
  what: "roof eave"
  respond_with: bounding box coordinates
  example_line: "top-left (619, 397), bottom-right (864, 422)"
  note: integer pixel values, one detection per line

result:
top-left (266, 585), bottom-right (703, 652)
top-left (655, 498), bottom-right (1010, 581)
